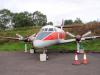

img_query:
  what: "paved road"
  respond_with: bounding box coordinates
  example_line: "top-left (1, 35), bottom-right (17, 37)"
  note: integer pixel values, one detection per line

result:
top-left (0, 52), bottom-right (100, 75)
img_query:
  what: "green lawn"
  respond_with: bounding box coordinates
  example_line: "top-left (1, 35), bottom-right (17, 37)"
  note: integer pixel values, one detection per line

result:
top-left (48, 39), bottom-right (100, 52)
top-left (0, 39), bottom-right (100, 52)
top-left (0, 41), bottom-right (32, 52)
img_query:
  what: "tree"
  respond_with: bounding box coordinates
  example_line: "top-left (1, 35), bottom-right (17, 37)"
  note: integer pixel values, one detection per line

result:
top-left (47, 21), bottom-right (53, 25)
top-left (74, 18), bottom-right (83, 24)
top-left (32, 11), bottom-right (47, 26)
top-left (0, 9), bottom-right (13, 29)
top-left (64, 19), bottom-right (73, 25)
top-left (0, 9), bottom-right (48, 29)
top-left (13, 11), bottom-right (33, 28)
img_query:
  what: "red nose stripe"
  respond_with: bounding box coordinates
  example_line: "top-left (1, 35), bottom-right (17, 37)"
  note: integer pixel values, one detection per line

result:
top-left (43, 32), bottom-right (58, 40)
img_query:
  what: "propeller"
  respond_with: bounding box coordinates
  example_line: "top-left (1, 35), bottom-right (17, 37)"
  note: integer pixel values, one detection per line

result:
top-left (16, 33), bottom-right (35, 52)
top-left (66, 32), bottom-right (75, 37)
top-left (0, 33), bottom-right (36, 53)
top-left (16, 34), bottom-right (24, 40)
top-left (82, 31), bottom-right (91, 37)
top-left (15, 34), bottom-right (28, 52)
top-left (66, 31), bottom-right (92, 53)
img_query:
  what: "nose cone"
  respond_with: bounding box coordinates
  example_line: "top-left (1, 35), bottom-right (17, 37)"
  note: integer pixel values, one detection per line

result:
top-left (33, 40), bottom-right (46, 48)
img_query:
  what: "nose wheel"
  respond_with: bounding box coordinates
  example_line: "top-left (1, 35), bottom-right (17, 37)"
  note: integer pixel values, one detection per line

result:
top-left (40, 49), bottom-right (48, 61)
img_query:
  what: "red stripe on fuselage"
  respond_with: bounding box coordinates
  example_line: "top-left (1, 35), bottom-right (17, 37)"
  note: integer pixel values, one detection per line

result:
top-left (43, 32), bottom-right (65, 40)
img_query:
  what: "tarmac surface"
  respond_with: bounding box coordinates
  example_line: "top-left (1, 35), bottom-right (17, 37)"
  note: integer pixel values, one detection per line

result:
top-left (0, 52), bottom-right (100, 75)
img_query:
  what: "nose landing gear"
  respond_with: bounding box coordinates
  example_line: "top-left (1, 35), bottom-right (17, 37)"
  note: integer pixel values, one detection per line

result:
top-left (40, 49), bottom-right (48, 61)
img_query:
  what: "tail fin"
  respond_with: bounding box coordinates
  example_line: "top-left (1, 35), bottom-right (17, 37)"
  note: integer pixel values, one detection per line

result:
top-left (61, 19), bottom-right (64, 29)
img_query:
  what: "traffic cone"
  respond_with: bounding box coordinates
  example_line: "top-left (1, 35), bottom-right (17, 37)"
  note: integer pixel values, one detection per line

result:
top-left (72, 53), bottom-right (80, 65)
top-left (82, 53), bottom-right (88, 64)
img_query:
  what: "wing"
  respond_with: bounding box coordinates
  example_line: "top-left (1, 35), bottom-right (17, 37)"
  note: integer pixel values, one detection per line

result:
top-left (59, 36), bottom-right (100, 44)
top-left (0, 36), bottom-right (20, 40)
top-left (0, 33), bottom-right (36, 42)
top-left (59, 39), bottom-right (76, 43)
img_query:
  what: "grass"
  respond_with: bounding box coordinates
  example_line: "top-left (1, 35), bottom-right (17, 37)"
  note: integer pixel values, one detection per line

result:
top-left (0, 41), bottom-right (32, 52)
top-left (48, 39), bottom-right (100, 52)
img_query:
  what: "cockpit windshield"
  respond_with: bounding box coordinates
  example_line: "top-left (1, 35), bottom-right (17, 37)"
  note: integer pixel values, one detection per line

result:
top-left (48, 28), bottom-right (53, 31)
top-left (35, 32), bottom-right (51, 40)
top-left (41, 28), bottom-right (56, 32)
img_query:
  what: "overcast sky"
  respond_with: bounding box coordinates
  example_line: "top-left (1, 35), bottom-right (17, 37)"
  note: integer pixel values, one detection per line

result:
top-left (0, 0), bottom-right (100, 25)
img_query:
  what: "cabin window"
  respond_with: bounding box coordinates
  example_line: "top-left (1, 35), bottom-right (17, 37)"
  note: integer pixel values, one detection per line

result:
top-left (41, 28), bottom-right (56, 32)
top-left (49, 28), bottom-right (53, 31)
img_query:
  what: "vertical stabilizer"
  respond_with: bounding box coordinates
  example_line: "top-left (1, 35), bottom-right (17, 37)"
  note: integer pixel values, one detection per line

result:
top-left (61, 19), bottom-right (64, 29)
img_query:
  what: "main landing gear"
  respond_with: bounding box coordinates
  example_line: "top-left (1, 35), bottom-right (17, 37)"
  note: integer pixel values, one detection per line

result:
top-left (29, 48), bottom-right (36, 54)
top-left (24, 43), bottom-right (36, 54)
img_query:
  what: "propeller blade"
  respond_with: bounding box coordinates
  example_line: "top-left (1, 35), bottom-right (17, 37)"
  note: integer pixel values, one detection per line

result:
top-left (16, 34), bottom-right (24, 40)
top-left (66, 32), bottom-right (75, 37)
top-left (28, 33), bottom-right (36, 41)
top-left (81, 36), bottom-right (100, 40)
top-left (76, 42), bottom-right (80, 53)
top-left (82, 31), bottom-right (92, 37)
